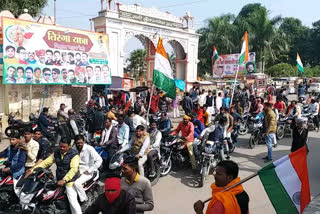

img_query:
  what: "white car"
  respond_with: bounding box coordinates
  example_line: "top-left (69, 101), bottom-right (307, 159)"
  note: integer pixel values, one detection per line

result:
top-left (308, 83), bottom-right (320, 94)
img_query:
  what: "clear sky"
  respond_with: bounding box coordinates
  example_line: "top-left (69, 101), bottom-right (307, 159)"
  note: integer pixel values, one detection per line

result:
top-left (41, 0), bottom-right (320, 57)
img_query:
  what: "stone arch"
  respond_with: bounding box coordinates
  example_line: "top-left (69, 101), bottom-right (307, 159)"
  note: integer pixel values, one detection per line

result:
top-left (165, 39), bottom-right (187, 81)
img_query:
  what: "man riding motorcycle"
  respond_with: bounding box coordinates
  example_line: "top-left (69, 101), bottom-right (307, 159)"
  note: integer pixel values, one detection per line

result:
top-left (200, 117), bottom-right (227, 144)
top-left (57, 103), bottom-right (69, 123)
top-left (131, 125), bottom-right (150, 177)
top-left (0, 133), bottom-right (26, 194)
top-left (21, 127), bottom-right (39, 170)
top-left (171, 115), bottom-right (196, 170)
top-left (100, 118), bottom-right (118, 164)
top-left (33, 128), bottom-right (50, 165)
top-left (25, 138), bottom-right (81, 214)
top-left (158, 112), bottom-right (171, 139)
top-left (74, 135), bottom-right (102, 203)
top-left (147, 121), bottom-right (162, 177)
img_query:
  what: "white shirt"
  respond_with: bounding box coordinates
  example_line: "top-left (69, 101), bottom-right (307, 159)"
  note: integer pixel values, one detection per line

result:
top-left (216, 96), bottom-right (223, 111)
top-left (198, 94), bottom-right (206, 107)
top-left (78, 144), bottom-right (102, 174)
top-left (139, 136), bottom-right (150, 157)
top-left (133, 115), bottom-right (148, 129)
top-left (101, 125), bottom-right (113, 145)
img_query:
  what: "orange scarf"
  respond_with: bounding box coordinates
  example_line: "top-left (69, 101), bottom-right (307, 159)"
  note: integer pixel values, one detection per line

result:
top-left (206, 177), bottom-right (243, 214)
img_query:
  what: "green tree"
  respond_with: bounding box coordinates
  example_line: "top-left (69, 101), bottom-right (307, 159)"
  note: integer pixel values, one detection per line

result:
top-left (0, 0), bottom-right (47, 17)
top-left (126, 49), bottom-right (146, 79)
top-left (197, 14), bottom-right (237, 75)
top-left (234, 3), bottom-right (288, 71)
top-left (265, 63), bottom-right (296, 77)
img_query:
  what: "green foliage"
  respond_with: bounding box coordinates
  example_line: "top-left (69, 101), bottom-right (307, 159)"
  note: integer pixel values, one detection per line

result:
top-left (265, 63), bottom-right (296, 77)
top-left (0, 0), bottom-right (47, 17)
top-left (197, 3), bottom-right (320, 77)
top-left (126, 49), bottom-right (146, 79)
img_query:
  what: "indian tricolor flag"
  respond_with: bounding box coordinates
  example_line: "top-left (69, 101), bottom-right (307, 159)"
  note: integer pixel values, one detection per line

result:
top-left (297, 52), bottom-right (304, 73)
top-left (153, 37), bottom-right (176, 99)
top-left (212, 46), bottom-right (219, 65)
top-left (239, 31), bottom-right (249, 65)
top-left (258, 146), bottom-right (310, 214)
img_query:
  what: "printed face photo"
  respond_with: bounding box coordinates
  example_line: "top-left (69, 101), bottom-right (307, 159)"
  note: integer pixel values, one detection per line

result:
top-left (62, 52), bottom-right (67, 62)
top-left (19, 49), bottom-right (27, 61)
top-left (25, 68), bottom-right (33, 79)
top-left (68, 54), bottom-right (74, 62)
top-left (17, 68), bottom-right (24, 78)
top-left (75, 53), bottom-right (81, 61)
top-left (86, 67), bottom-right (93, 76)
top-left (28, 52), bottom-right (35, 61)
top-left (247, 64), bottom-right (255, 73)
top-left (95, 66), bottom-right (101, 76)
top-left (62, 69), bottom-right (68, 79)
top-left (52, 70), bottom-right (60, 81)
top-left (68, 70), bottom-right (75, 79)
top-left (7, 67), bottom-right (15, 78)
top-left (54, 52), bottom-right (61, 61)
top-left (81, 54), bottom-right (88, 63)
top-left (34, 69), bottom-right (41, 79)
top-left (6, 47), bottom-right (15, 58)
top-left (43, 69), bottom-right (51, 81)
top-left (46, 51), bottom-right (53, 61)
top-left (39, 56), bottom-right (46, 64)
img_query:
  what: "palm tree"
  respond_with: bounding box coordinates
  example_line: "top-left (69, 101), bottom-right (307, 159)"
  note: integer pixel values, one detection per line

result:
top-left (126, 49), bottom-right (147, 80)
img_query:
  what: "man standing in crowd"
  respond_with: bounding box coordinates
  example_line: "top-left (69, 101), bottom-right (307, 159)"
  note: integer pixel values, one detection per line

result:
top-left (121, 157), bottom-right (154, 214)
top-left (216, 92), bottom-right (223, 114)
top-left (262, 102), bottom-right (277, 162)
top-left (194, 160), bottom-right (249, 214)
top-left (147, 121), bottom-right (162, 177)
top-left (20, 127), bottom-right (39, 170)
top-left (33, 128), bottom-right (50, 165)
top-left (117, 115), bottom-right (130, 152)
top-left (182, 92), bottom-right (193, 115)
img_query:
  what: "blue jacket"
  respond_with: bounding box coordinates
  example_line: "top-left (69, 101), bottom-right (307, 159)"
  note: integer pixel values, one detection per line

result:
top-left (193, 119), bottom-right (205, 138)
top-left (0, 146), bottom-right (26, 179)
top-left (39, 112), bottom-right (49, 133)
top-left (158, 118), bottom-right (171, 136)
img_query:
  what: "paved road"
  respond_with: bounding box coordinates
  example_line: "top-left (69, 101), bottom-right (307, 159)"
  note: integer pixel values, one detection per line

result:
top-left (149, 130), bottom-right (320, 214)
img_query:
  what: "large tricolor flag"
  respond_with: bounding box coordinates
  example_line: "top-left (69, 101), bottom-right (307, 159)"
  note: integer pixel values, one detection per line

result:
top-left (238, 31), bottom-right (249, 65)
top-left (258, 146), bottom-right (310, 214)
top-left (297, 52), bottom-right (304, 74)
top-left (153, 37), bottom-right (176, 99)
top-left (211, 46), bottom-right (219, 65)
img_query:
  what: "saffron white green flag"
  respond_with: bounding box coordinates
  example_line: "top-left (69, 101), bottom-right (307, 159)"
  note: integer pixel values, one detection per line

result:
top-left (153, 37), bottom-right (176, 99)
top-left (212, 46), bottom-right (219, 65)
top-left (239, 31), bottom-right (249, 65)
top-left (258, 146), bottom-right (311, 214)
top-left (297, 53), bottom-right (304, 73)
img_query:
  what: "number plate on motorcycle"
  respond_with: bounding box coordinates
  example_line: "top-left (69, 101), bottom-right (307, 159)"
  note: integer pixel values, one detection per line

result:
top-left (202, 152), bottom-right (215, 157)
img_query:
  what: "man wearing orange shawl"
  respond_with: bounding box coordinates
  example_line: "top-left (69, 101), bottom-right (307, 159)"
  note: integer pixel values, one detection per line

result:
top-left (194, 160), bottom-right (249, 214)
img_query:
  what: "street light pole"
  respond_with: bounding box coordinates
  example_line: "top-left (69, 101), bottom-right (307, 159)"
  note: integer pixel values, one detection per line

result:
top-left (54, 0), bottom-right (56, 25)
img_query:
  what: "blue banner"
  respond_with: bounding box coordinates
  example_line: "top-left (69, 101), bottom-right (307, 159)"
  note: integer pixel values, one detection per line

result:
top-left (175, 79), bottom-right (185, 91)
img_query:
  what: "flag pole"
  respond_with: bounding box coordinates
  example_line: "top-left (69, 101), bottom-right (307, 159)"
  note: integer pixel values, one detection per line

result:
top-left (202, 172), bottom-right (258, 204)
top-left (230, 64), bottom-right (240, 107)
top-left (146, 84), bottom-right (154, 125)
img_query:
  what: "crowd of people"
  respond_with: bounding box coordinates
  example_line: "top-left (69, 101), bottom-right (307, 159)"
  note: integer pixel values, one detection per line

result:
top-left (1, 82), bottom-right (319, 214)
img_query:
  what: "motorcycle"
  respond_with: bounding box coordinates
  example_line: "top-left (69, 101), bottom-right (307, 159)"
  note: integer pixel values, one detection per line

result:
top-left (238, 113), bottom-right (255, 135)
top-left (109, 150), bottom-right (161, 186)
top-left (18, 168), bottom-right (101, 213)
top-left (248, 120), bottom-right (265, 149)
top-left (276, 115), bottom-right (292, 140)
top-left (0, 158), bottom-right (20, 211)
top-left (301, 113), bottom-right (317, 131)
top-left (199, 140), bottom-right (226, 187)
top-left (5, 113), bottom-right (38, 138)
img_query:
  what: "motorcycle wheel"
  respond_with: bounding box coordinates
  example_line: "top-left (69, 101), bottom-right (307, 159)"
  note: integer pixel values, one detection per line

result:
top-left (5, 127), bottom-right (16, 138)
top-left (149, 163), bottom-right (161, 186)
top-left (160, 158), bottom-right (172, 177)
top-left (276, 125), bottom-right (285, 140)
top-left (248, 136), bottom-right (256, 149)
top-left (199, 164), bottom-right (207, 188)
top-left (238, 123), bottom-right (249, 135)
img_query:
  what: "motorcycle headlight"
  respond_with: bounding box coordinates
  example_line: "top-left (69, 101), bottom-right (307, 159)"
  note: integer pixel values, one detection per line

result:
top-left (204, 145), bottom-right (215, 154)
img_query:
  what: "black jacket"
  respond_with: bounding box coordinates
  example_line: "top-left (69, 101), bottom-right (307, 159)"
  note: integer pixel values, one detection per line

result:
top-left (85, 190), bottom-right (136, 214)
top-left (94, 110), bottom-right (106, 131)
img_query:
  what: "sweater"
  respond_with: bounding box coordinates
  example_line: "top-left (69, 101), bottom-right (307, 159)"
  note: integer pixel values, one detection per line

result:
top-left (121, 175), bottom-right (154, 214)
